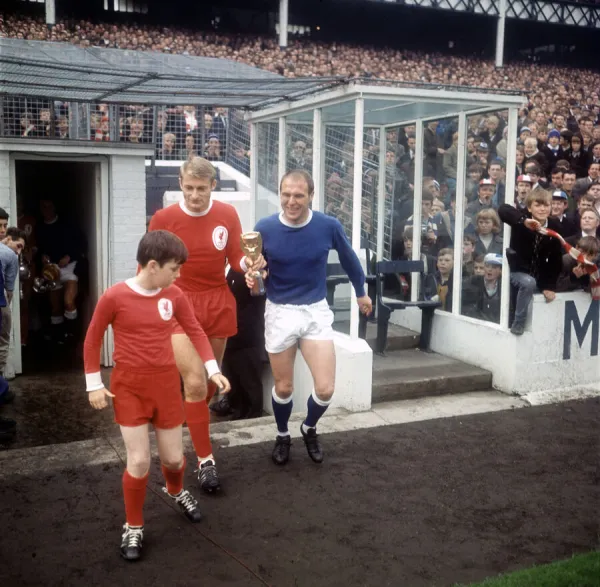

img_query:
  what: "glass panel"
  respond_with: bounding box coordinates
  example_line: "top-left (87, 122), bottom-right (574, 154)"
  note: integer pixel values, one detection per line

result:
top-left (227, 109), bottom-right (251, 176)
top-left (419, 117), bottom-right (458, 311)
top-left (460, 110), bottom-right (509, 325)
top-left (382, 124), bottom-right (418, 301)
top-left (324, 124), bottom-right (354, 240)
top-left (256, 122), bottom-right (279, 221)
top-left (285, 122), bottom-right (312, 174)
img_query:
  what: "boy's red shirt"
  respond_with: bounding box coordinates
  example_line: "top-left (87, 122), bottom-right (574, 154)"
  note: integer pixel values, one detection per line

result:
top-left (83, 281), bottom-right (217, 388)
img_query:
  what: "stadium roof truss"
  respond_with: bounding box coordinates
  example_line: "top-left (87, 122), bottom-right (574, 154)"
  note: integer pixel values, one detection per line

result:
top-left (245, 82), bottom-right (527, 337)
top-left (365, 0), bottom-right (600, 29)
top-left (0, 39), bottom-right (344, 108)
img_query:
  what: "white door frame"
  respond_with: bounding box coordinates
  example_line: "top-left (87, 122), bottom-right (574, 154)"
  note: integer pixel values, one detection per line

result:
top-left (9, 153), bottom-right (110, 374)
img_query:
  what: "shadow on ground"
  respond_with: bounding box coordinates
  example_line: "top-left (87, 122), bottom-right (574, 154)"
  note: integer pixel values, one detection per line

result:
top-left (0, 399), bottom-right (598, 587)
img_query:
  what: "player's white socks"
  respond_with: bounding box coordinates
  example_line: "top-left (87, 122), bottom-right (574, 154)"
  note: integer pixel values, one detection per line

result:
top-left (199, 455), bottom-right (215, 466)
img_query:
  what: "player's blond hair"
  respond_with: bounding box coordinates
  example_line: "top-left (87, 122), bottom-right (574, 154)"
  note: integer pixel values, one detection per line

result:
top-left (180, 156), bottom-right (217, 181)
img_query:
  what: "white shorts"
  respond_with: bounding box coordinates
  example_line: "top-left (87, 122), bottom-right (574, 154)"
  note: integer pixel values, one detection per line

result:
top-left (264, 299), bottom-right (334, 354)
top-left (59, 261), bottom-right (78, 284)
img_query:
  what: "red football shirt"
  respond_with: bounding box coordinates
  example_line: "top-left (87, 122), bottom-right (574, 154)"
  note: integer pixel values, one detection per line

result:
top-left (83, 280), bottom-right (218, 391)
top-left (148, 200), bottom-right (246, 293)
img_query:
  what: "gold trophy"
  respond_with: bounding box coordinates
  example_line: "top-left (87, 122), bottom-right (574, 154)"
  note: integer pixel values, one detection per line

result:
top-left (240, 231), bottom-right (266, 297)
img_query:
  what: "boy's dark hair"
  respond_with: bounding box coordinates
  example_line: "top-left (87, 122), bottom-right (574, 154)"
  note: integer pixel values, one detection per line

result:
top-left (6, 227), bottom-right (27, 243)
top-left (576, 236), bottom-right (600, 258)
top-left (488, 159), bottom-right (505, 170)
top-left (0, 208), bottom-right (9, 221)
top-left (580, 193), bottom-right (596, 205)
top-left (550, 167), bottom-right (564, 176)
top-left (137, 230), bottom-right (188, 267)
top-left (438, 247), bottom-right (453, 258)
top-left (586, 181), bottom-right (600, 194)
top-left (473, 254), bottom-right (485, 264)
top-left (463, 234), bottom-right (477, 246)
top-left (422, 191), bottom-right (434, 203)
top-left (403, 227), bottom-right (413, 240)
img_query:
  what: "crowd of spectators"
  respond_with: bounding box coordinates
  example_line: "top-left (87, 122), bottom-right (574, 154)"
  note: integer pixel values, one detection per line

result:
top-left (2, 12), bottom-right (600, 106)
top-left (3, 11), bottom-right (600, 330)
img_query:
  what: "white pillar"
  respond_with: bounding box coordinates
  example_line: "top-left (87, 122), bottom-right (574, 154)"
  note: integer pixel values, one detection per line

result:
top-left (350, 97), bottom-right (365, 340)
top-left (411, 120), bottom-right (424, 302)
top-left (499, 106), bottom-right (519, 329)
top-left (312, 109), bottom-right (323, 212)
top-left (451, 113), bottom-right (468, 315)
top-left (45, 0), bottom-right (56, 27)
top-left (279, 0), bottom-right (289, 48)
top-left (495, 0), bottom-right (507, 68)
top-left (250, 123), bottom-right (258, 226)
top-left (376, 126), bottom-right (387, 261)
top-left (278, 116), bottom-right (287, 184)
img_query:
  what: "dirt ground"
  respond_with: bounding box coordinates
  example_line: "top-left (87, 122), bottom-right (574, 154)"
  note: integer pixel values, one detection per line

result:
top-left (0, 398), bottom-right (597, 587)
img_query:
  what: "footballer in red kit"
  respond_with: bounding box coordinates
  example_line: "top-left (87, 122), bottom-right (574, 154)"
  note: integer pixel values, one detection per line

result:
top-left (148, 156), bottom-right (264, 493)
top-left (84, 230), bottom-right (230, 561)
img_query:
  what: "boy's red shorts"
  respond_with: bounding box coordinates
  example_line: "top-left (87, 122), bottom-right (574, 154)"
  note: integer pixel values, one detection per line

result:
top-left (172, 285), bottom-right (237, 339)
top-left (111, 364), bottom-right (184, 429)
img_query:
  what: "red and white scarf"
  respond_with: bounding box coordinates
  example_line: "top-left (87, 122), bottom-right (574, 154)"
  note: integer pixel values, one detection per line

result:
top-left (539, 227), bottom-right (600, 300)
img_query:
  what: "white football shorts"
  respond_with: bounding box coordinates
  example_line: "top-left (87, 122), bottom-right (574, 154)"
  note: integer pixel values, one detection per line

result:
top-left (264, 298), bottom-right (334, 354)
top-left (59, 261), bottom-right (78, 284)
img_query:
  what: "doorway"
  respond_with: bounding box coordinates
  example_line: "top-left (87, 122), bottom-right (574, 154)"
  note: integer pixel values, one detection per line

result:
top-left (13, 159), bottom-right (102, 374)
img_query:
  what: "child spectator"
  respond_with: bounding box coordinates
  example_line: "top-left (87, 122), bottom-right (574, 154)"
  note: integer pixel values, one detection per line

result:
top-left (473, 254), bottom-right (486, 276)
top-left (498, 190), bottom-right (563, 335)
top-left (397, 227), bottom-right (436, 300)
top-left (473, 208), bottom-right (503, 257)
top-left (431, 198), bottom-right (445, 215)
top-left (476, 253), bottom-right (503, 324)
top-left (515, 174), bottom-right (533, 211)
top-left (550, 190), bottom-right (576, 237)
top-left (463, 235), bottom-right (477, 277)
top-left (557, 236), bottom-right (600, 293)
top-left (430, 248), bottom-right (453, 311)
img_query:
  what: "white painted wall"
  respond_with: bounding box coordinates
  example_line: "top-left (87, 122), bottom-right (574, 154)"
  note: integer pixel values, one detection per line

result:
top-left (262, 333), bottom-right (373, 414)
top-left (109, 156), bottom-right (147, 284)
top-left (391, 292), bottom-right (600, 395)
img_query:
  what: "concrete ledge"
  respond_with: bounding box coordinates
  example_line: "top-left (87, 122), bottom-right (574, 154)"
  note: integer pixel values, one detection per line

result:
top-left (262, 331), bottom-right (373, 414)
top-left (391, 292), bottom-right (600, 395)
top-left (0, 390), bottom-right (529, 479)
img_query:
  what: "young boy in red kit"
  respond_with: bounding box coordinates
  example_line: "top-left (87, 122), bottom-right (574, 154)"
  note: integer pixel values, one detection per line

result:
top-left (84, 230), bottom-right (230, 562)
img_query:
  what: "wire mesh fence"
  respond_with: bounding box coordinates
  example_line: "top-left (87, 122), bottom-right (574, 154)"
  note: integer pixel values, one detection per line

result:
top-left (256, 121), bottom-right (279, 219)
top-left (285, 123), bottom-right (313, 174)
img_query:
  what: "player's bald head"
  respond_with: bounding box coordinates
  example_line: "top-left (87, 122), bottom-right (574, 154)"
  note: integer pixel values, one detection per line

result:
top-left (279, 170), bottom-right (314, 196)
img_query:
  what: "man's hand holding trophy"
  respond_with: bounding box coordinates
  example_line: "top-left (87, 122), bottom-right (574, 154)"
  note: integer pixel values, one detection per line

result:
top-left (240, 231), bottom-right (267, 296)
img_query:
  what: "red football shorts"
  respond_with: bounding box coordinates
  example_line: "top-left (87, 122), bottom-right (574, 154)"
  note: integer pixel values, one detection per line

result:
top-left (110, 364), bottom-right (184, 429)
top-left (172, 285), bottom-right (237, 339)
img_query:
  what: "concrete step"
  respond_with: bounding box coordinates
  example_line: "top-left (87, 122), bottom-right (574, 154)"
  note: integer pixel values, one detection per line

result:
top-left (372, 348), bottom-right (493, 403)
top-left (333, 320), bottom-right (420, 351)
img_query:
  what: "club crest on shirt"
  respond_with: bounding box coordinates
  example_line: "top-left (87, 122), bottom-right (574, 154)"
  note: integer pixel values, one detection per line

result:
top-left (212, 226), bottom-right (228, 251)
top-left (158, 298), bottom-right (173, 321)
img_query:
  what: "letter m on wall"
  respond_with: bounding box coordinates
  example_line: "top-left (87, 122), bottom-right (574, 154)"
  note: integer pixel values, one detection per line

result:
top-left (563, 300), bottom-right (600, 360)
